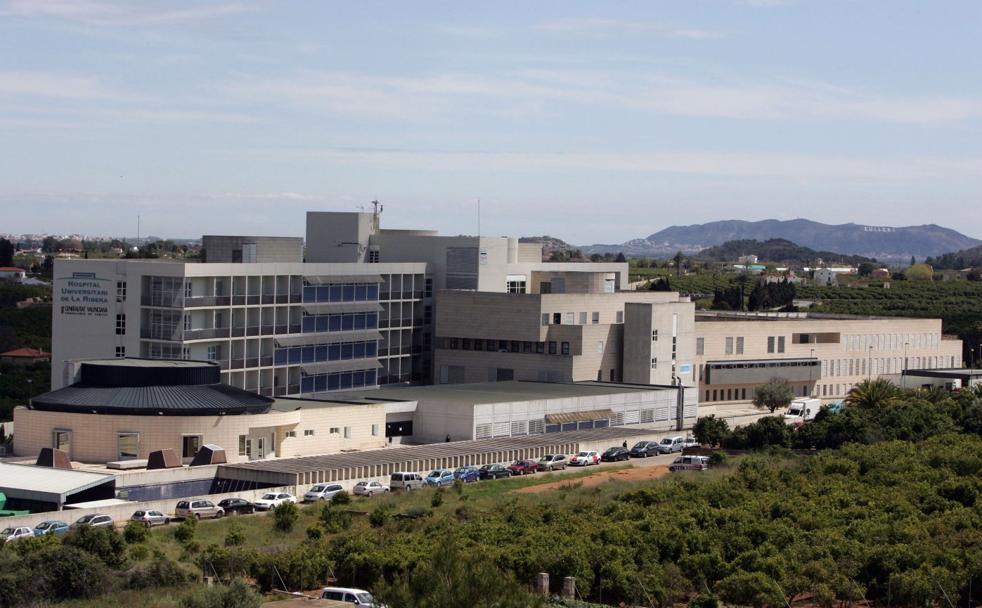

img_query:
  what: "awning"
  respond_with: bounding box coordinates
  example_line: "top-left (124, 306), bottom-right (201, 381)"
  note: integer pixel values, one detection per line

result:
top-left (304, 275), bottom-right (382, 285)
top-left (302, 302), bottom-right (382, 314)
top-left (544, 409), bottom-right (613, 425)
top-left (301, 360), bottom-right (383, 375)
top-left (275, 330), bottom-right (382, 347)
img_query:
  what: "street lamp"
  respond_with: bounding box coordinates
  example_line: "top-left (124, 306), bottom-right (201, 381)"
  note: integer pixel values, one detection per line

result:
top-left (809, 347), bottom-right (816, 397)
top-left (868, 345), bottom-right (873, 380)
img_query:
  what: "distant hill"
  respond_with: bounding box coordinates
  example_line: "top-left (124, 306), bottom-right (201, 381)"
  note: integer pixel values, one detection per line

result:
top-left (519, 235), bottom-right (578, 256)
top-left (581, 219), bottom-right (980, 261)
top-left (926, 244), bottom-right (982, 270)
top-left (696, 239), bottom-right (875, 266)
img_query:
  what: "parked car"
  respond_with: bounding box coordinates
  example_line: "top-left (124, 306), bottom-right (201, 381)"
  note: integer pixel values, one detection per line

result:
top-left (253, 492), bottom-right (297, 511)
top-left (453, 466), bottom-right (481, 483)
top-left (320, 586), bottom-right (378, 606)
top-left (537, 454), bottom-right (568, 471)
top-left (569, 451), bottom-right (600, 466)
top-left (683, 437), bottom-right (700, 449)
top-left (217, 497), bottom-right (255, 515)
top-left (1, 527), bottom-right (33, 543)
top-left (656, 436), bottom-right (686, 454)
top-left (478, 463), bottom-right (512, 480)
top-left (390, 471), bottom-right (425, 491)
top-left (507, 459), bottom-right (539, 475)
top-left (424, 469), bottom-right (456, 487)
top-left (669, 455), bottom-right (711, 472)
top-left (130, 510), bottom-right (169, 528)
top-left (629, 440), bottom-right (659, 458)
top-left (304, 483), bottom-right (345, 502)
top-left (33, 520), bottom-right (70, 536)
top-left (601, 446), bottom-right (630, 462)
top-left (72, 514), bottom-right (113, 529)
top-left (175, 499), bottom-right (224, 520)
top-left (353, 480), bottom-right (389, 497)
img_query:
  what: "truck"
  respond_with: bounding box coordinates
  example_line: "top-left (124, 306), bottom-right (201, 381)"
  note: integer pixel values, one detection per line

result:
top-left (783, 398), bottom-right (821, 424)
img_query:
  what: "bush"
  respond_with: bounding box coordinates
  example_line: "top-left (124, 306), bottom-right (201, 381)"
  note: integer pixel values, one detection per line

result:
top-left (369, 504), bottom-right (391, 528)
top-left (7, 545), bottom-right (111, 604)
top-left (63, 524), bottom-right (128, 568)
top-left (225, 524), bottom-right (245, 547)
top-left (689, 594), bottom-right (720, 608)
top-left (127, 558), bottom-right (193, 589)
top-left (693, 415), bottom-right (730, 447)
top-left (431, 487), bottom-right (445, 508)
top-left (306, 526), bottom-right (323, 540)
top-left (123, 520), bottom-right (150, 544)
top-left (320, 503), bottom-right (352, 533)
top-left (180, 579), bottom-right (262, 608)
top-left (331, 490), bottom-right (351, 505)
top-left (175, 517), bottom-right (197, 544)
top-left (273, 501), bottom-right (299, 533)
top-left (452, 478), bottom-right (465, 495)
top-left (129, 543), bottom-right (150, 561)
top-left (708, 451), bottom-right (728, 467)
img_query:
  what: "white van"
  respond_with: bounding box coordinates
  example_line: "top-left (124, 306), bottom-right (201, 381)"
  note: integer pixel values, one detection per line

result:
top-left (669, 455), bottom-right (711, 472)
top-left (389, 471), bottom-right (424, 491)
top-left (321, 586), bottom-right (377, 606)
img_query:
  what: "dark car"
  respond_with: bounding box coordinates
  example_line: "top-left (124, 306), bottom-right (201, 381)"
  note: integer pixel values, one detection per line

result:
top-left (217, 498), bottom-right (255, 515)
top-left (506, 459), bottom-right (539, 476)
top-left (629, 440), bottom-right (659, 458)
top-left (601, 446), bottom-right (630, 462)
top-left (479, 464), bottom-right (513, 480)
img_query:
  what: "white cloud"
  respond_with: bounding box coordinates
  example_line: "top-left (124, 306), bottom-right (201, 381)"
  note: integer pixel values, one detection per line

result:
top-left (539, 17), bottom-right (721, 39)
top-left (0, 70), bottom-right (145, 101)
top-left (0, 0), bottom-right (256, 27)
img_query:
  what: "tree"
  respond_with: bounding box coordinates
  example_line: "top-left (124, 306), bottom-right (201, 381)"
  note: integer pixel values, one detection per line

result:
top-left (753, 380), bottom-right (795, 413)
top-left (846, 378), bottom-right (900, 410)
top-left (63, 525), bottom-right (127, 567)
top-left (904, 263), bottom-right (934, 281)
top-left (858, 262), bottom-right (875, 277)
top-left (615, 252), bottom-right (627, 263)
top-left (693, 415), bottom-right (730, 447)
top-left (273, 501), bottom-right (299, 532)
top-left (673, 251), bottom-right (685, 279)
top-left (0, 239), bottom-right (13, 267)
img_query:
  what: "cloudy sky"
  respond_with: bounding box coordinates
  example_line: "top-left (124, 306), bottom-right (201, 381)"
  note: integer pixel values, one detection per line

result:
top-left (1, 0), bottom-right (981, 243)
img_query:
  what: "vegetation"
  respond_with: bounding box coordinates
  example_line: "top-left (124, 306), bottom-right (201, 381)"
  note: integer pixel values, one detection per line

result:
top-left (692, 414), bottom-right (730, 447)
top-left (752, 380), bottom-right (795, 412)
top-left (696, 238), bottom-right (874, 266)
top-left (926, 243), bottom-right (982, 270)
top-left (272, 501), bottom-right (299, 532)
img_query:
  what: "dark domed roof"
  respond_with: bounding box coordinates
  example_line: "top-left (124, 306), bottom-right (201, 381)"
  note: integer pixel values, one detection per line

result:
top-left (30, 359), bottom-right (272, 416)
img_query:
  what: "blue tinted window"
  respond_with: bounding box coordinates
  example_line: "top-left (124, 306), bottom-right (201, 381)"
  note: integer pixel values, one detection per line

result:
top-left (354, 313), bottom-right (366, 330)
top-left (341, 343), bottom-right (353, 359)
top-left (316, 286), bottom-right (329, 301)
top-left (343, 285), bottom-right (355, 301)
top-left (353, 342), bottom-right (366, 358)
top-left (367, 285), bottom-right (379, 300)
top-left (365, 369), bottom-right (376, 385)
top-left (366, 341), bottom-right (377, 357)
top-left (353, 370), bottom-right (365, 386)
top-left (302, 317), bottom-right (315, 332)
top-left (329, 315), bottom-right (342, 331)
top-left (315, 316), bottom-right (328, 332)
top-left (301, 377), bottom-right (314, 393)
top-left (303, 286), bottom-right (316, 301)
top-left (328, 374), bottom-right (340, 390)
top-left (288, 348), bottom-right (301, 364)
top-left (341, 315), bottom-right (354, 331)
top-left (355, 285), bottom-right (367, 301)
top-left (315, 375), bottom-right (327, 391)
top-left (366, 312), bottom-right (377, 328)
top-left (315, 346), bottom-right (328, 361)
top-left (274, 350), bottom-right (287, 365)
top-left (302, 346), bottom-right (315, 363)
top-left (340, 372), bottom-right (352, 389)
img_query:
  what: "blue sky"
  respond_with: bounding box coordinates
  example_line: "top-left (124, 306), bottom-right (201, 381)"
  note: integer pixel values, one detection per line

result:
top-left (1, 0), bottom-right (981, 243)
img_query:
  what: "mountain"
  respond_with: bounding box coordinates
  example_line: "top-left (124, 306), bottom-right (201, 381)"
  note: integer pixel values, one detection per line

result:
top-left (926, 244), bottom-right (982, 270)
top-left (581, 219), bottom-right (980, 262)
top-left (519, 235), bottom-right (579, 256)
top-left (696, 239), bottom-right (875, 266)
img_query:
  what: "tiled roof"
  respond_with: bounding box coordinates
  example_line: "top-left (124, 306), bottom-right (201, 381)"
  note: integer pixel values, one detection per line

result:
top-left (0, 347), bottom-right (50, 358)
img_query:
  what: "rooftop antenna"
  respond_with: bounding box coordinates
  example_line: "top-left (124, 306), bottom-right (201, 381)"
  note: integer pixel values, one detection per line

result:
top-left (137, 214), bottom-right (140, 244)
top-left (477, 199), bottom-right (481, 238)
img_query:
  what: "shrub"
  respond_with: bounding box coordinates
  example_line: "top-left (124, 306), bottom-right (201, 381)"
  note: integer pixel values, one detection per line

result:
top-left (175, 518), bottom-right (197, 544)
top-left (452, 478), bottom-right (465, 495)
top-left (369, 504), bottom-right (391, 528)
top-left (694, 415), bottom-right (731, 447)
top-left (320, 503), bottom-right (352, 533)
top-left (123, 520), bottom-right (150, 544)
top-left (225, 524), bottom-right (245, 547)
top-left (306, 526), bottom-right (323, 540)
top-left (431, 487), bottom-right (445, 508)
top-left (63, 524), bottom-right (127, 568)
top-left (708, 451), bottom-right (728, 467)
top-left (20, 545), bottom-right (111, 603)
top-left (331, 490), bottom-right (351, 505)
top-left (180, 579), bottom-right (262, 608)
top-left (129, 543), bottom-right (150, 561)
top-left (127, 557), bottom-right (193, 589)
top-left (273, 501), bottom-right (299, 533)
top-left (689, 594), bottom-right (720, 608)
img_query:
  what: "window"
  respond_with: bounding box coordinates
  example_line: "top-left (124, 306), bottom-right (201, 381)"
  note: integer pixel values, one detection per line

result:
top-left (579, 312), bottom-right (587, 324)
top-left (652, 330), bottom-right (658, 342)
top-left (778, 336), bottom-right (786, 353)
top-left (207, 345), bottom-right (218, 361)
top-left (182, 435), bottom-right (201, 459)
top-left (615, 311), bottom-right (624, 324)
top-left (553, 312), bottom-right (562, 324)
top-left (506, 279), bottom-right (526, 293)
top-left (238, 435), bottom-right (247, 456)
top-left (329, 427), bottom-right (340, 434)
top-left (184, 280), bottom-right (192, 298)
top-left (536, 342), bottom-right (544, 354)
top-left (53, 430), bottom-right (70, 453)
top-left (736, 337), bottom-right (744, 355)
top-left (651, 358), bottom-right (658, 369)
top-left (564, 312), bottom-right (575, 324)
top-left (115, 314), bottom-right (126, 335)
top-left (115, 346), bottom-right (125, 358)
top-left (541, 313), bottom-right (550, 326)
top-left (117, 433), bottom-right (139, 460)
top-left (596, 341), bottom-right (604, 353)
top-left (767, 336), bottom-right (776, 354)
top-left (116, 281), bottom-right (126, 303)
top-left (725, 337), bottom-right (734, 355)
top-left (561, 341), bottom-right (570, 355)
top-left (696, 337), bottom-right (704, 356)
top-left (304, 429), bottom-right (315, 437)
top-left (548, 341), bottom-right (557, 355)
top-left (592, 312), bottom-right (600, 324)
top-left (343, 426), bottom-right (351, 439)
top-left (368, 249), bottom-right (380, 263)
top-left (372, 424), bottom-right (379, 436)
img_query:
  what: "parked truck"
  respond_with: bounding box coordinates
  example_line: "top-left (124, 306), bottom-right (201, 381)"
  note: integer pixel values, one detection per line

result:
top-left (783, 398), bottom-right (821, 424)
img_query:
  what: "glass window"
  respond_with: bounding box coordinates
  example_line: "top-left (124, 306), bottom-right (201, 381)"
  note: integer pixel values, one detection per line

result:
top-left (767, 336), bottom-right (775, 353)
top-left (353, 342), bottom-right (366, 358)
top-left (329, 315), bottom-right (342, 331)
top-left (341, 315), bottom-right (354, 330)
top-left (341, 343), bottom-right (353, 359)
top-left (238, 435), bottom-right (247, 456)
top-left (315, 375), bottom-right (327, 391)
top-left (301, 377), bottom-right (314, 392)
top-left (182, 435), bottom-right (201, 459)
top-left (342, 285), bottom-right (355, 301)
top-left (778, 336), bottom-right (786, 353)
top-left (329, 285), bottom-right (343, 301)
top-left (329, 344), bottom-right (341, 360)
top-left (53, 430), bottom-right (70, 453)
top-left (355, 285), bottom-right (367, 301)
top-left (549, 341), bottom-right (557, 355)
top-left (592, 312), bottom-right (600, 324)
top-left (303, 286), bottom-right (316, 301)
top-left (302, 317), bottom-right (315, 332)
top-left (288, 348), bottom-right (301, 364)
top-left (561, 342), bottom-right (570, 355)
top-left (736, 337), bottom-right (744, 355)
top-left (696, 337), bottom-right (704, 355)
top-left (301, 346), bottom-right (315, 363)
top-left (725, 337), bottom-right (734, 355)
top-left (354, 313), bottom-right (366, 330)
top-left (316, 286), bottom-right (329, 301)
top-left (541, 313), bottom-right (550, 326)
top-left (367, 285), bottom-right (379, 300)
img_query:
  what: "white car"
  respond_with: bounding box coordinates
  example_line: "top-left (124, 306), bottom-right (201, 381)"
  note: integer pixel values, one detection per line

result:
top-left (304, 483), bottom-right (345, 502)
top-left (352, 480), bottom-right (389, 497)
top-left (252, 492), bottom-right (297, 511)
top-left (0, 526), bottom-right (33, 543)
top-left (683, 437), bottom-right (700, 449)
top-left (656, 436), bottom-right (686, 454)
top-left (569, 451), bottom-right (600, 466)
top-left (321, 586), bottom-right (378, 606)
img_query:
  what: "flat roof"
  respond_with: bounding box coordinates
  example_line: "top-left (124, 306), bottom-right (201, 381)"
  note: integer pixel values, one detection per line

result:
top-left (270, 397), bottom-right (387, 412)
top-left (316, 381), bottom-right (671, 406)
top-left (695, 311), bottom-right (907, 322)
top-left (76, 358), bottom-right (214, 369)
top-left (905, 368), bottom-right (982, 378)
top-left (0, 463), bottom-right (114, 504)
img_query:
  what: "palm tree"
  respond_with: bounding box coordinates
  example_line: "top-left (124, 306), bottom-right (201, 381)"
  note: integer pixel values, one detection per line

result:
top-left (845, 378), bottom-right (901, 409)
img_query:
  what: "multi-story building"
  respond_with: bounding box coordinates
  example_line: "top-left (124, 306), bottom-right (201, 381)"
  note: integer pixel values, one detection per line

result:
top-left (52, 258), bottom-right (432, 393)
top-left (694, 311), bottom-right (963, 403)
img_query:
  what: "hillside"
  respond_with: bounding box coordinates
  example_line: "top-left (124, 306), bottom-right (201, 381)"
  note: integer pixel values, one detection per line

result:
top-left (696, 238), bottom-right (876, 266)
top-left (519, 235), bottom-right (577, 256)
top-left (582, 218), bottom-right (979, 261)
top-left (926, 243), bottom-right (982, 269)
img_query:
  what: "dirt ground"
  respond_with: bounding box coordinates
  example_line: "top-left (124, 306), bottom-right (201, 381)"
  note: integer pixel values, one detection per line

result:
top-left (513, 465), bottom-right (670, 494)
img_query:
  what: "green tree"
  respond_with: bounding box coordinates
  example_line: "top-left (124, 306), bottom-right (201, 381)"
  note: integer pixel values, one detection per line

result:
top-left (693, 415), bottom-right (730, 447)
top-left (174, 517), bottom-right (196, 544)
top-left (673, 250), bottom-right (685, 279)
top-left (272, 501), bottom-right (299, 533)
top-left (0, 239), bottom-right (13, 267)
top-left (123, 520), bottom-right (150, 544)
top-left (904, 263), bottom-right (934, 281)
top-left (753, 380), bottom-right (795, 413)
top-left (63, 525), bottom-right (127, 568)
top-left (846, 378), bottom-right (900, 409)
top-left (368, 504), bottom-right (391, 528)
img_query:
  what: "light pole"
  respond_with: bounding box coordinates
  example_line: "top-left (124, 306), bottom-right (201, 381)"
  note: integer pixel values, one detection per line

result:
top-left (868, 345), bottom-right (873, 380)
top-left (902, 342), bottom-right (909, 389)
top-left (809, 347), bottom-right (816, 397)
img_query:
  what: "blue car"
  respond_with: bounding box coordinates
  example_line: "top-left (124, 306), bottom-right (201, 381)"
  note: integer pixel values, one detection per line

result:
top-left (424, 469), bottom-right (455, 487)
top-left (453, 466), bottom-right (480, 483)
top-left (34, 520), bottom-right (70, 536)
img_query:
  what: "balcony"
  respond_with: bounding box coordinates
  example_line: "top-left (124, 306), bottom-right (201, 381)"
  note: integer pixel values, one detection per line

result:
top-left (183, 295), bottom-right (231, 308)
top-left (183, 327), bottom-right (231, 341)
top-left (140, 296), bottom-right (183, 308)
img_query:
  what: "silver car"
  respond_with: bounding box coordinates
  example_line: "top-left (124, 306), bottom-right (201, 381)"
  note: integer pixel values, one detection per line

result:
top-left (352, 480), bottom-right (389, 497)
top-left (304, 483), bottom-right (345, 502)
top-left (175, 499), bottom-right (224, 520)
top-left (72, 514), bottom-right (114, 529)
top-left (537, 454), bottom-right (568, 471)
top-left (130, 509), bottom-right (170, 528)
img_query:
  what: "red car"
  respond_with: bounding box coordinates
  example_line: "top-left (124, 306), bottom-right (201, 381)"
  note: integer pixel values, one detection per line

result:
top-left (506, 459), bottom-right (539, 476)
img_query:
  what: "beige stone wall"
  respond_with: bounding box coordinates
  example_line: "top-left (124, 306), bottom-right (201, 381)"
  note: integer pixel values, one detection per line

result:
top-left (694, 315), bottom-right (963, 403)
top-left (13, 403), bottom-right (386, 464)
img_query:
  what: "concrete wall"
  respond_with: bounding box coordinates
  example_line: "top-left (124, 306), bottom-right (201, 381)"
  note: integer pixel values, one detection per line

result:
top-left (305, 212), bottom-right (375, 263)
top-left (623, 301), bottom-right (697, 386)
top-left (201, 236), bottom-right (303, 263)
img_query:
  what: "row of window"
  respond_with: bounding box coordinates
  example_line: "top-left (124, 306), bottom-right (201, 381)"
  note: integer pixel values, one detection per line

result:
top-left (439, 337), bottom-right (571, 356)
top-left (843, 332), bottom-right (939, 353)
top-left (301, 311), bottom-right (378, 333)
top-left (299, 368), bottom-right (378, 393)
top-left (274, 340), bottom-right (378, 365)
top-left (302, 284), bottom-right (380, 303)
top-left (53, 430), bottom-right (212, 462)
top-left (540, 311), bottom-right (623, 326)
